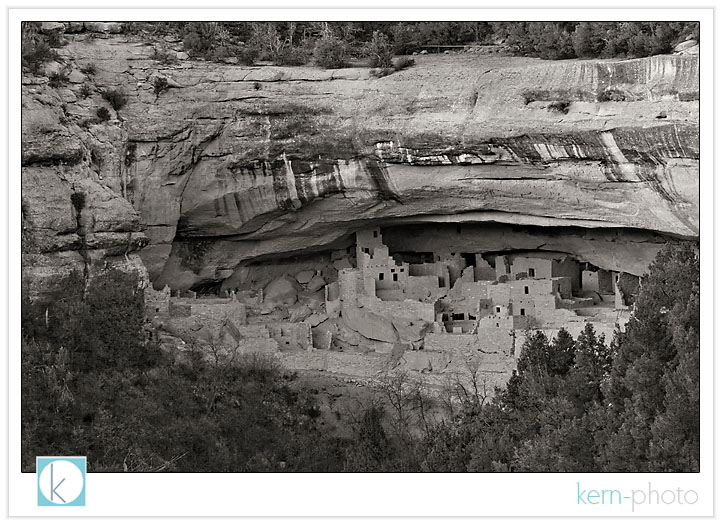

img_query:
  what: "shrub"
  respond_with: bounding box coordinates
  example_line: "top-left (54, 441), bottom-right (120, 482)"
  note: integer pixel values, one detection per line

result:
top-left (313, 37), bottom-right (348, 69)
top-left (96, 106), bottom-right (111, 121)
top-left (80, 63), bottom-right (97, 76)
top-left (79, 84), bottom-right (92, 98)
top-left (150, 46), bottom-right (178, 64)
top-left (599, 88), bottom-right (626, 102)
top-left (237, 45), bottom-right (258, 66)
top-left (21, 38), bottom-right (59, 75)
top-left (48, 69), bottom-right (69, 88)
top-left (46, 31), bottom-right (66, 48)
top-left (547, 100), bottom-right (571, 114)
top-left (273, 46), bottom-right (308, 66)
top-left (182, 22), bottom-right (223, 55)
top-left (153, 77), bottom-right (169, 96)
top-left (102, 89), bottom-right (128, 111)
top-left (253, 81), bottom-right (261, 91)
top-left (365, 31), bottom-right (393, 69)
top-left (393, 56), bottom-right (415, 71)
top-left (678, 91), bottom-right (699, 102)
top-left (70, 192), bottom-right (86, 213)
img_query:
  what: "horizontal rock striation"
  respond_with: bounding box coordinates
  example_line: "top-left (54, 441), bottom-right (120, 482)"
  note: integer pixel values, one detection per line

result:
top-left (21, 34), bottom-right (699, 294)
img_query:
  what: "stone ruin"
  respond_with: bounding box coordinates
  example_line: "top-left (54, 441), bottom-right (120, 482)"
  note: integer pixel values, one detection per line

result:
top-left (146, 227), bottom-right (636, 393)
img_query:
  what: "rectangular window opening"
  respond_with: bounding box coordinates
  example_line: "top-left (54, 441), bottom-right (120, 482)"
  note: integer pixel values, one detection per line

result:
top-left (528, 268), bottom-right (535, 278)
top-left (520, 308), bottom-right (526, 316)
top-left (524, 286), bottom-right (529, 295)
top-left (393, 274), bottom-right (398, 282)
top-left (379, 273), bottom-right (384, 280)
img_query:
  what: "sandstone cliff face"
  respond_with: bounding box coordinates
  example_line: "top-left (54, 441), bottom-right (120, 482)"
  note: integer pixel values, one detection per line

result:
top-left (21, 32), bottom-right (699, 294)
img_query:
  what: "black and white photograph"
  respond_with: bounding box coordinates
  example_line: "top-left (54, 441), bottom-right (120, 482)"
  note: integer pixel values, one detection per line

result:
top-left (9, 6), bottom-right (711, 518)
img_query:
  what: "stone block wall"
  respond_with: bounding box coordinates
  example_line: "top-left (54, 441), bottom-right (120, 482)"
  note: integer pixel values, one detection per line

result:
top-left (267, 322), bottom-right (313, 351)
top-left (512, 256), bottom-right (553, 280)
top-left (145, 284), bottom-right (170, 318)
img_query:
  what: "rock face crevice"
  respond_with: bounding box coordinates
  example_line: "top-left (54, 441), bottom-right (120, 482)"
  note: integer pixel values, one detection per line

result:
top-left (21, 34), bottom-right (699, 297)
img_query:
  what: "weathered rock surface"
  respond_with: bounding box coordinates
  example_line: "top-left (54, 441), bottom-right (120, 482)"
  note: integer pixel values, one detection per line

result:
top-left (21, 33), bottom-right (699, 296)
top-left (263, 275), bottom-right (300, 307)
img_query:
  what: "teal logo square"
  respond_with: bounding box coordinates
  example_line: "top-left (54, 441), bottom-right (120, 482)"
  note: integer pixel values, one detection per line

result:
top-left (37, 457), bottom-right (86, 506)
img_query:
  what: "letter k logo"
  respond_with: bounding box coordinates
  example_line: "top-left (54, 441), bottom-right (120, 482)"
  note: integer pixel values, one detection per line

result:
top-left (49, 463), bottom-right (66, 503)
top-left (37, 457), bottom-right (86, 506)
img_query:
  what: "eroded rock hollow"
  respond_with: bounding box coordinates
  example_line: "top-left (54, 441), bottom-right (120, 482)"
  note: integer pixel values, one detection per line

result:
top-left (21, 33), bottom-right (699, 301)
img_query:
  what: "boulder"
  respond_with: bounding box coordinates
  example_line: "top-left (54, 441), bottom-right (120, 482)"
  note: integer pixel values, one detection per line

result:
top-left (263, 275), bottom-right (300, 306)
top-left (84, 22), bottom-right (123, 34)
top-left (343, 307), bottom-right (397, 343)
top-left (68, 70), bottom-right (85, 84)
top-left (333, 257), bottom-right (353, 270)
top-left (288, 304), bottom-right (312, 322)
top-left (392, 318), bottom-right (430, 343)
top-left (65, 22), bottom-right (85, 33)
top-left (40, 22), bottom-right (65, 34)
top-left (295, 269), bottom-right (316, 284)
top-left (306, 312), bottom-right (329, 327)
top-left (306, 274), bottom-right (327, 292)
top-left (176, 51), bottom-right (190, 61)
top-left (674, 39), bottom-right (698, 53)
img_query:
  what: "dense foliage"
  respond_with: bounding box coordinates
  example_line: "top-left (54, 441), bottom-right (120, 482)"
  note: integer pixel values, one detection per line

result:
top-left (121, 21), bottom-right (697, 64)
top-left (22, 243), bottom-right (699, 472)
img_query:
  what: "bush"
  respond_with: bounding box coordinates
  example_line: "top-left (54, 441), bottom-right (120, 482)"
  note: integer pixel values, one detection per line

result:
top-left (273, 46), bottom-right (308, 66)
top-left (599, 88), bottom-right (626, 102)
top-left (547, 100), bottom-right (571, 114)
top-left (153, 77), bottom-right (169, 96)
top-left (79, 84), bottom-right (92, 98)
top-left (365, 31), bottom-right (394, 69)
top-left (182, 22), bottom-right (223, 55)
top-left (48, 70), bottom-right (69, 88)
top-left (313, 37), bottom-right (348, 69)
top-left (237, 45), bottom-right (258, 66)
top-left (70, 192), bottom-right (86, 213)
top-left (253, 81), bottom-right (261, 91)
top-left (101, 89), bottom-right (128, 111)
top-left (96, 106), bottom-right (111, 121)
top-left (46, 31), bottom-right (66, 48)
top-left (80, 63), bottom-right (97, 76)
top-left (21, 38), bottom-right (59, 75)
top-left (393, 56), bottom-right (415, 71)
top-left (150, 46), bottom-right (178, 64)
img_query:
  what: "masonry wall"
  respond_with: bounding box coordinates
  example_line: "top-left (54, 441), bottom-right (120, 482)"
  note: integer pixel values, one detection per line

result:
top-left (267, 322), bottom-right (313, 351)
top-left (495, 255), bottom-right (512, 279)
top-left (477, 316), bottom-right (515, 354)
top-left (511, 257), bottom-right (553, 280)
top-left (598, 270), bottom-right (615, 294)
top-left (474, 255), bottom-right (497, 281)
top-left (582, 270), bottom-right (599, 292)
top-left (355, 228), bottom-right (385, 262)
top-left (338, 269), bottom-right (362, 309)
top-left (552, 258), bottom-right (581, 292)
top-left (145, 285), bottom-right (170, 318)
top-left (403, 275), bottom-right (441, 301)
top-left (180, 300), bottom-right (248, 328)
top-left (487, 282), bottom-right (512, 307)
top-left (409, 262), bottom-right (450, 288)
top-left (236, 325), bottom-right (280, 354)
top-left (325, 282), bottom-right (341, 317)
top-left (424, 333), bottom-right (480, 353)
